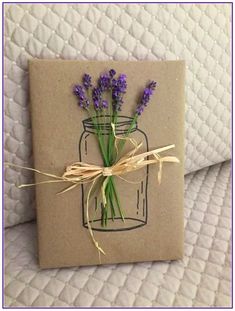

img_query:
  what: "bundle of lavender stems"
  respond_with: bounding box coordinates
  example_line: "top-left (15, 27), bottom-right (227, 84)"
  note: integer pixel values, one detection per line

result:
top-left (73, 69), bottom-right (156, 226)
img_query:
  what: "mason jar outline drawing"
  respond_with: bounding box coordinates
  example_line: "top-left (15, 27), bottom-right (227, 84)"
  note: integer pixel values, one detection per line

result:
top-left (79, 115), bottom-right (149, 232)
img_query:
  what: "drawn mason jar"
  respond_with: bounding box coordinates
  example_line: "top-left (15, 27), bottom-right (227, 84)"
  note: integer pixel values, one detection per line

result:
top-left (79, 115), bottom-right (148, 232)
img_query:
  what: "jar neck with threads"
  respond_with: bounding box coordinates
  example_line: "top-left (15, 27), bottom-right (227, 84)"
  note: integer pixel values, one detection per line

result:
top-left (83, 115), bottom-right (137, 135)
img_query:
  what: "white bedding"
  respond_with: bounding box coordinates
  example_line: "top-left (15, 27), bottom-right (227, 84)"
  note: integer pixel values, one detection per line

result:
top-left (4, 3), bottom-right (231, 227)
top-left (4, 161), bottom-right (231, 307)
top-left (4, 3), bottom-right (232, 307)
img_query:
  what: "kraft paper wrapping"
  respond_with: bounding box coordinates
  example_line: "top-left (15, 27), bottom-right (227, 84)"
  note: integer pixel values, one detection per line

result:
top-left (29, 60), bottom-right (185, 269)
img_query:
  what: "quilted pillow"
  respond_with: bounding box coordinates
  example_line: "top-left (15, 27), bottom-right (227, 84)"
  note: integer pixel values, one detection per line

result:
top-left (4, 3), bottom-right (231, 227)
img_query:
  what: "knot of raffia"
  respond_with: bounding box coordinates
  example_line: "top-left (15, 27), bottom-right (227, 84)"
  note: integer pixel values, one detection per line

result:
top-left (61, 143), bottom-right (179, 186)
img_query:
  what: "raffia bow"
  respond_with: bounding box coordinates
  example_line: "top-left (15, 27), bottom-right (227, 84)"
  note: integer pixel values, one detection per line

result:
top-left (5, 125), bottom-right (180, 259)
top-left (62, 143), bottom-right (178, 185)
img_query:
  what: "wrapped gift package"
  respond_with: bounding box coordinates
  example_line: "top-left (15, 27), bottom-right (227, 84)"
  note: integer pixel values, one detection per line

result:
top-left (29, 60), bottom-right (185, 268)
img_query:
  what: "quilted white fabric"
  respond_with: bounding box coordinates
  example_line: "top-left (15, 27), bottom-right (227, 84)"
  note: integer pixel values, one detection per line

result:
top-left (4, 4), bottom-right (231, 226)
top-left (4, 161), bottom-right (231, 307)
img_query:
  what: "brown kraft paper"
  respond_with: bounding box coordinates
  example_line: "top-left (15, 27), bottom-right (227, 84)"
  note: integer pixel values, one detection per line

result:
top-left (29, 60), bottom-right (185, 269)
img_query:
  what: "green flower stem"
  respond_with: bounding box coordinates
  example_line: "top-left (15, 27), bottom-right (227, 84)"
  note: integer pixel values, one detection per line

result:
top-left (107, 125), bottom-right (113, 163)
top-left (96, 128), bottom-right (122, 225)
top-left (101, 203), bottom-right (106, 227)
top-left (88, 111), bottom-right (110, 167)
top-left (117, 113), bottom-right (138, 158)
top-left (108, 112), bottom-right (118, 164)
top-left (107, 95), bottom-right (115, 163)
top-left (106, 180), bottom-right (115, 221)
top-left (104, 191), bottom-right (109, 225)
top-left (109, 193), bottom-right (116, 220)
top-left (87, 112), bottom-right (111, 226)
top-left (97, 136), bottom-right (109, 167)
top-left (110, 177), bottom-right (124, 221)
top-left (89, 110), bottom-right (124, 226)
top-left (97, 111), bottom-right (108, 165)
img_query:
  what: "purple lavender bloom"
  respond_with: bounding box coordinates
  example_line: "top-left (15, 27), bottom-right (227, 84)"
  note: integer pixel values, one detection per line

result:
top-left (112, 74), bottom-right (127, 111)
top-left (148, 81), bottom-right (157, 91)
top-left (102, 100), bottom-right (108, 109)
top-left (92, 70), bottom-right (117, 110)
top-left (92, 87), bottom-right (103, 111)
top-left (109, 69), bottom-right (116, 78)
top-left (82, 74), bottom-right (92, 90)
top-left (92, 89), bottom-right (109, 110)
top-left (73, 84), bottom-right (90, 109)
top-left (136, 81), bottom-right (157, 116)
top-left (73, 85), bottom-right (85, 99)
top-left (98, 73), bottom-right (111, 91)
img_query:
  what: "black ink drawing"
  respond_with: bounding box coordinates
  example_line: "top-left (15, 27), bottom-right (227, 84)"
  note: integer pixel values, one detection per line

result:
top-left (73, 70), bottom-right (157, 235)
top-left (79, 115), bottom-right (149, 232)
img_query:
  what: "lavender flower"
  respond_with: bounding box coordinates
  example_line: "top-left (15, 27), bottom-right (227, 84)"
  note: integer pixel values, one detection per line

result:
top-left (112, 74), bottom-right (127, 111)
top-left (136, 81), bottom-right (157, 116)
top-left (109, 69), bottom-right (116, 78)
top-left (92, 90), bottom-right (108, 110)
top-left (83, 74), bottom-right (92, 90)
top-left (148, 81), bottom-right (157, 91)
top-left (73, 84), bottom-right (89, 109)
top-left (98, 73), bottom-right (111, 91)
top-left (102, 100), bottom-right (108, 109)
top-left (92, 70), bottom-right (116, 110)
top-left (92, 87), bottom-right (103, 111)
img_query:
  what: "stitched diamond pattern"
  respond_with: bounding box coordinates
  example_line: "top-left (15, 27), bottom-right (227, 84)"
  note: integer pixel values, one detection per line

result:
top-left (4, 4), bottom-right (231, 231)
